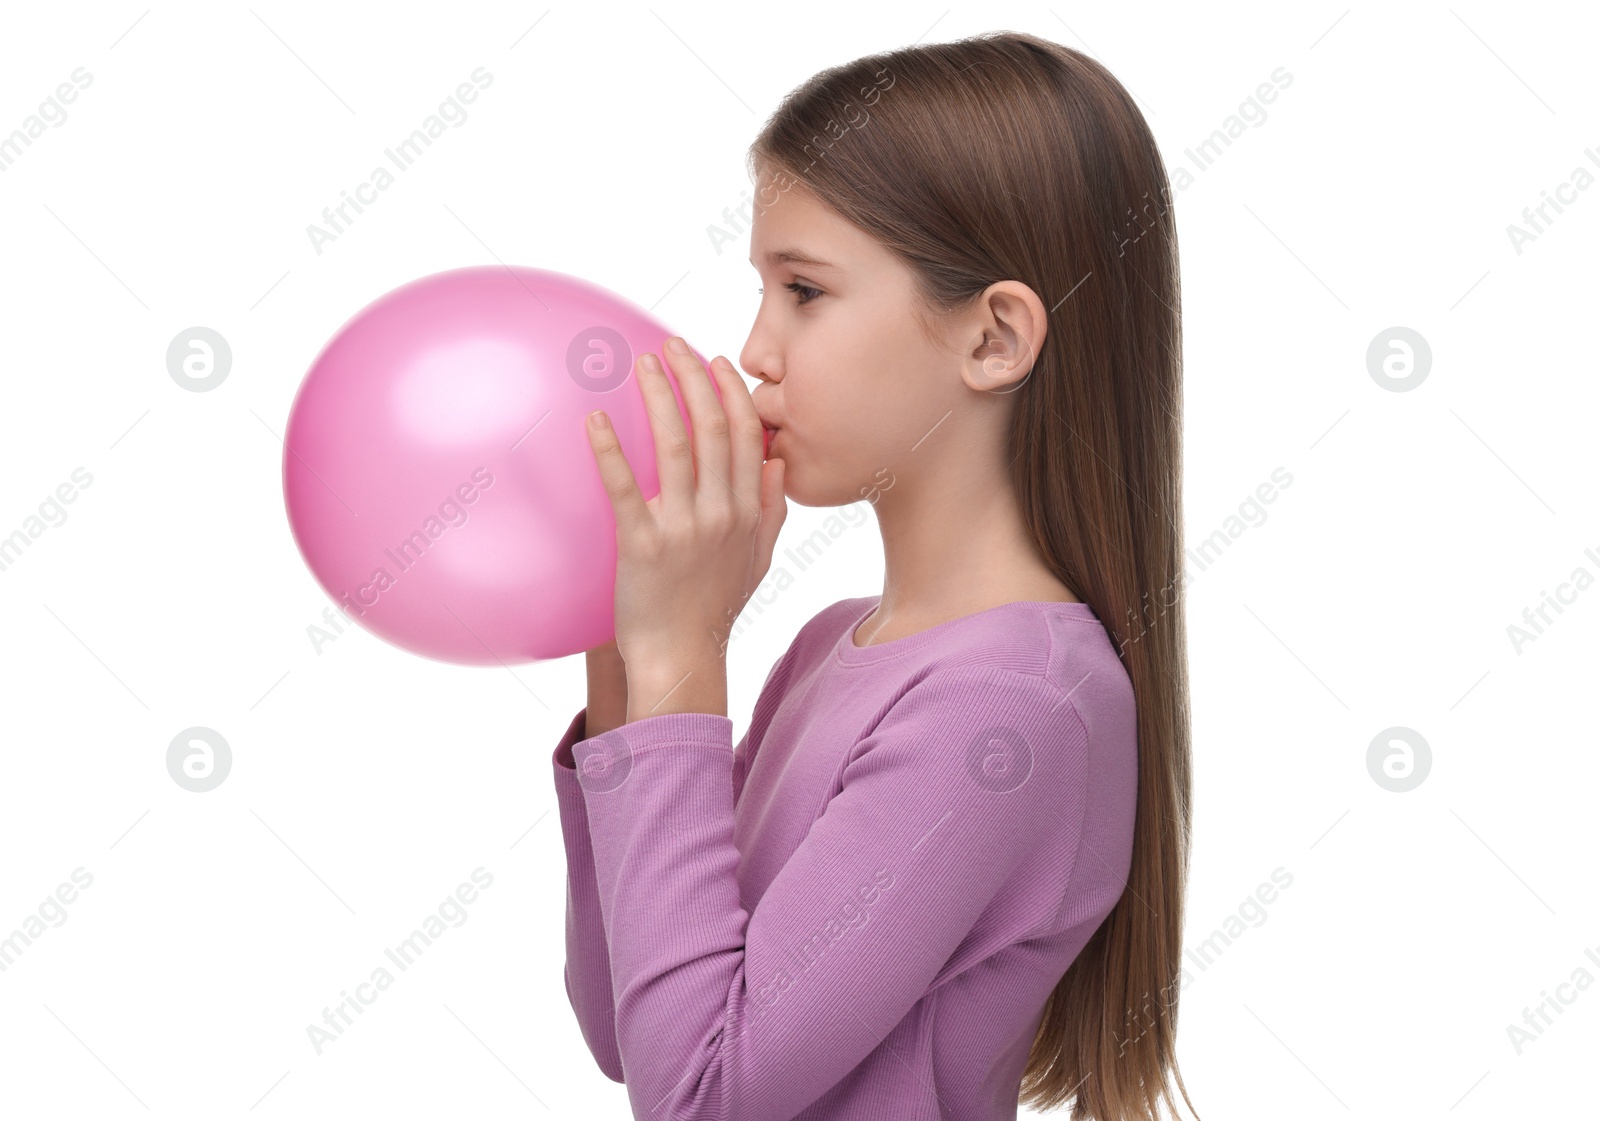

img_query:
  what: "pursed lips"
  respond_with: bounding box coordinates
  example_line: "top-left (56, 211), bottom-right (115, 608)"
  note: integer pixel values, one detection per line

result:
top-left (754, 399), bottom-right (781, 459)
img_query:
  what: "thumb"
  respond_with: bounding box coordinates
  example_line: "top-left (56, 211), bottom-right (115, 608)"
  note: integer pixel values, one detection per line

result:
top-left (753, 458), bottom-right (787, 578)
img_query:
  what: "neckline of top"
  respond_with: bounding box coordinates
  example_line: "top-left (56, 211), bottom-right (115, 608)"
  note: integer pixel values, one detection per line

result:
top-left (833, 595), bottom-right (1097, 666)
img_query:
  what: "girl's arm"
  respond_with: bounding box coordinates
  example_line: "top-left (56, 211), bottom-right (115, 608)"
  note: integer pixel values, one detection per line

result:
top-left (570, 664), bottom-right (1101, 1121)
top-left (583, 641), bottom-right (630, 740)
top-left (551, 642), bottom-right (632, 1082)
top-left (555, 636), bottom-right (801, 1084)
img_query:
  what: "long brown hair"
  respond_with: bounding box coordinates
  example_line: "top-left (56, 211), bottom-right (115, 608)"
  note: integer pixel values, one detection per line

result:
top-left (747, 31), bottom-right (1197, 1121)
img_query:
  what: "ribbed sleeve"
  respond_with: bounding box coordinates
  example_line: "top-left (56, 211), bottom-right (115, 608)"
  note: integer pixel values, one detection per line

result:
top-left (570, 666), bottom-right (1089, 1121)
top-left (552, 706), bottom-right (626, 1082)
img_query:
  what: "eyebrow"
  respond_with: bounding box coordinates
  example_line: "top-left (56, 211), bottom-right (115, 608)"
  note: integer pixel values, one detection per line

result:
top-left (750, 248), bottom-right (838, 269)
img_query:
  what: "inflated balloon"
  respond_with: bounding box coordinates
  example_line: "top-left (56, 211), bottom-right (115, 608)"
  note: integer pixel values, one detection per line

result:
top-left (283, 265), bottom-right (723, 665)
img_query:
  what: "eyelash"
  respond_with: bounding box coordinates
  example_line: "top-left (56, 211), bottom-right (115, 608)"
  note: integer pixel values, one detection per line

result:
top-left (758, 281), bottom-right (823, 306)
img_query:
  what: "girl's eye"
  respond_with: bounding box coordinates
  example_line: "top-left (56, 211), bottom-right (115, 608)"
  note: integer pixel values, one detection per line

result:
top-left (757, 283), bottom-right (822, 306)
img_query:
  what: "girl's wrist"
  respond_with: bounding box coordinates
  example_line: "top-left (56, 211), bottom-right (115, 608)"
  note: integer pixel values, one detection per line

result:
top-left (585, 641), bottom-right (630, 739)
top-left (624, 658), bottom-right (727, 722)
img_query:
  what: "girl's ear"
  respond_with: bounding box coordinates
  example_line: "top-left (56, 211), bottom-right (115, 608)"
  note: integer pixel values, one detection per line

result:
top-left (960, 280), bottom-right (1047, 396)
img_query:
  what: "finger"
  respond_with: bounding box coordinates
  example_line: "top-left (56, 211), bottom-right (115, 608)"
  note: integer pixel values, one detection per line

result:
top-left (660, 337), bottom-right (732, 510)
top-left (706, 354), bottom-right (765, 517)
top-left (754, 457), bottom-right (787, 575)
top-left (635, 351), bottom-right (694, 514)
top-left (584, 410), bottom-right (651, 531)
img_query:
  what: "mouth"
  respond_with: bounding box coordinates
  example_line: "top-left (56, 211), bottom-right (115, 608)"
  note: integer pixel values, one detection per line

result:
top-left (762, 426), bottom-right (778, 459)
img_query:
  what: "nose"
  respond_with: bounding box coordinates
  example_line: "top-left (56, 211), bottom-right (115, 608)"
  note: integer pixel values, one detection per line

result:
top-left (739, 308), bottom-right (782, 388)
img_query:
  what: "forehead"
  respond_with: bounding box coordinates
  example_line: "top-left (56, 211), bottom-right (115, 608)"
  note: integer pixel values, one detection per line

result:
top-left (748, 173), bottom-right (850, 265)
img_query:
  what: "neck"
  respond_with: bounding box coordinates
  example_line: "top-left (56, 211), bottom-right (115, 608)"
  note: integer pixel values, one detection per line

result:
top-left (867, 440), bottom-right (1064, 628)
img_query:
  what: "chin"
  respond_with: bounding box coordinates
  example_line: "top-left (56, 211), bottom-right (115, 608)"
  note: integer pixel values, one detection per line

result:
top-left (781, 467), bottom-right (860, 511)
top-left (776, 463), bottom-right (820, 508)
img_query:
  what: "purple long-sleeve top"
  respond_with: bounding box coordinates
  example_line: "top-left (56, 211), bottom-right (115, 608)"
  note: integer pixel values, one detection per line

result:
top-left (552, 595), bottom-right (1138, 1120)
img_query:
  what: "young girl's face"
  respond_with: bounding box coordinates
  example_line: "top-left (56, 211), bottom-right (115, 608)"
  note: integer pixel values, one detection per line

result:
top-left (741, 168), bottom-right (967, 509)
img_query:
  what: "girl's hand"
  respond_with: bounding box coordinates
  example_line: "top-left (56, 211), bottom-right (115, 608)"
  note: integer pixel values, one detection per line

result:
top-left (584, 338), bottom-right (786, 715)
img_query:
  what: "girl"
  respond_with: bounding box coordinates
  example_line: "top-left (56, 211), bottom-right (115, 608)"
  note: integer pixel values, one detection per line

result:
top-left (553, 30), bottom-right (1196, 1121)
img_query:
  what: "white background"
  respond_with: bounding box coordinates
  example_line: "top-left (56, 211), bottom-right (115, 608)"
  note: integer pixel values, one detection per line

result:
top-left (0, 2), bottom-right (1594, 1118)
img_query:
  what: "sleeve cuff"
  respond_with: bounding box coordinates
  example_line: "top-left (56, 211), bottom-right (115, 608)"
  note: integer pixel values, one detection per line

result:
top-left (553, 706), bottom-right (588, 772)
top-left (571, 711), bottom-right (734, 794)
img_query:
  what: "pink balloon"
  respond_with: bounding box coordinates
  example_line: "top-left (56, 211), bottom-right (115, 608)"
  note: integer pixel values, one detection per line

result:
top-left (283, 264), bottom-right (727, 666)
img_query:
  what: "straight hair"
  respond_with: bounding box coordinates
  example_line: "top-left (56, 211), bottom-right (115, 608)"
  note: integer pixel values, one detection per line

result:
top-left (748, 31), bottom-right (1198, 1121)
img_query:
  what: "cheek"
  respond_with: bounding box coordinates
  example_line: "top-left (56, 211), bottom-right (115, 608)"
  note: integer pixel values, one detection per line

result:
top-left (788, 304), bottom-right (923, 457)
top-left (802, 324), bottom-right (891, 422)
top-left (792, 382), bottom-right (869, 459)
